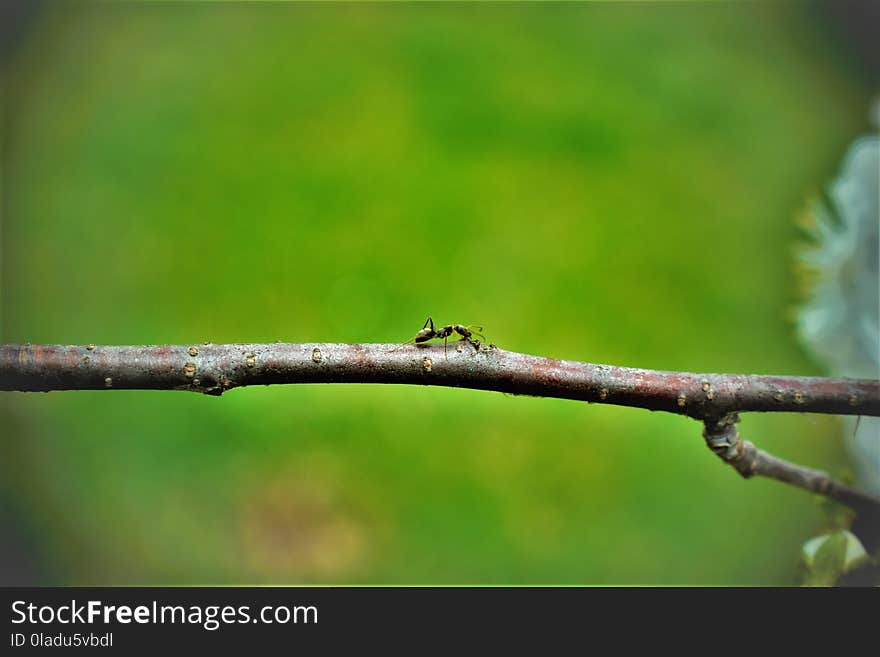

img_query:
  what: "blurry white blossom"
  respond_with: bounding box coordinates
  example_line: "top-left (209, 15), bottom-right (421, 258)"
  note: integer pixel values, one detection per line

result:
top-left (797, 131), bottom-right (879, 493)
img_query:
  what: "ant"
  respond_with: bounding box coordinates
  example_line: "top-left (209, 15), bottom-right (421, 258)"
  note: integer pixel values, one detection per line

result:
top-left (403, 316), bottom-right (486, 358)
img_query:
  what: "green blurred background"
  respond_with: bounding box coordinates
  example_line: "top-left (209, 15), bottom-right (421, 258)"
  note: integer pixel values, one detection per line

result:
top-left (0, 1), bottom-right (874, 585)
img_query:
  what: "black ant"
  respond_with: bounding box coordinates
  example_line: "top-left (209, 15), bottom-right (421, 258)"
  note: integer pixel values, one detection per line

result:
top-left (403, 316), bottom-right (486, 358)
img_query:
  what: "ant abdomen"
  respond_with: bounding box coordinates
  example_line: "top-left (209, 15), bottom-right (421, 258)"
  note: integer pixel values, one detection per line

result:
top-left (402, 316), bottom-right (488, 359)
top-left (414, 329), bottom-right (434, 343)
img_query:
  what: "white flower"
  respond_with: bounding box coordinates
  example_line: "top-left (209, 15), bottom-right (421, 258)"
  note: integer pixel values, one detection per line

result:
top-left (798, 134), bottom-right (879, 493)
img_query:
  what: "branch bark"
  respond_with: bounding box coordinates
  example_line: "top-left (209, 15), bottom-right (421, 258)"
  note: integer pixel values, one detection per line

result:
top-left (2, 342), bottom-right (877, 416)
top-left (3, 342), bottom-right (879, 518)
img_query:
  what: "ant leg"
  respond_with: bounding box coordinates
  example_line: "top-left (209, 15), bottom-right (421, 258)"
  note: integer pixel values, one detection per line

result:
top-left (391, 335), bottom-right (418, 352)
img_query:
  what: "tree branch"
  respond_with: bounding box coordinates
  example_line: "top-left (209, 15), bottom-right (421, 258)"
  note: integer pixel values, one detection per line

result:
top-left (3, 342), bottom-right (879, 517)
top-left (703, 414), bottom-right (880, 515)
top-left (2, 343), bottom-right (877, 416)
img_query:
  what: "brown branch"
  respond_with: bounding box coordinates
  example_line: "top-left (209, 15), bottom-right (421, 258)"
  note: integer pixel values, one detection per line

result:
top-left (3, 342), bottom-right (879, 517)
top-left (703, 413), bottom-right (880, 552)
top-left (703, 414), bottom-right (880, 513)
top-left (1, 343), bottom-right (877, 416)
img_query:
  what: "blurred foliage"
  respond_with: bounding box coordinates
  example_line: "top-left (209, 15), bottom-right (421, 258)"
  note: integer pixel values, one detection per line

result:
top-left (796, 135), bottom-right (879, 495)
top-left (802, 530), bottom-right (870, 586)
top-left (0, 2), bottom-right (873, 584)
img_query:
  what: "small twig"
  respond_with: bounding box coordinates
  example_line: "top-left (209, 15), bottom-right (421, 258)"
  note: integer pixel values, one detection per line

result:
top-left (2, 342), bottom-right (879, 517)
top-left (703, 414), bottom-right (880, 514)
